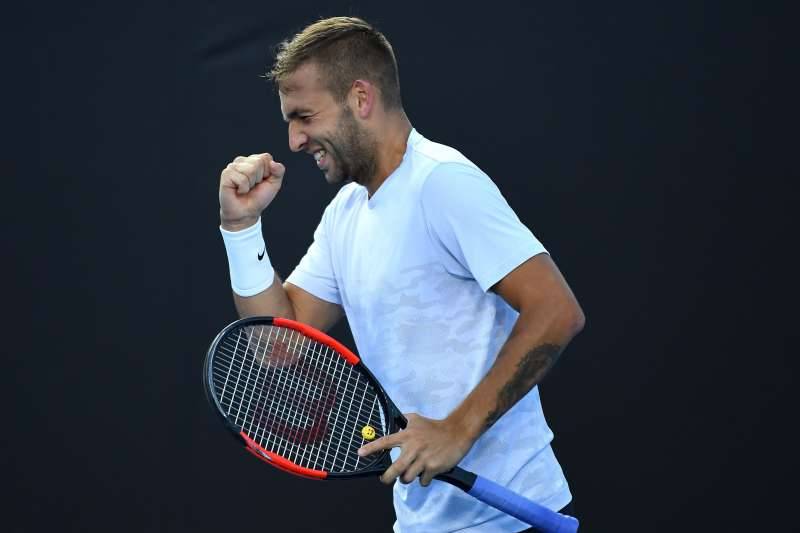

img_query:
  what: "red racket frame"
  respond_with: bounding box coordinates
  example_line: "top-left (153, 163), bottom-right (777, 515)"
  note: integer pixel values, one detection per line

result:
top-left (204, 316), bottom-right (406, 480)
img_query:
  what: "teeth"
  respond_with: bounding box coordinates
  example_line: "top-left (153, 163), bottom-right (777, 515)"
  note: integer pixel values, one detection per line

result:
top-left (314, 150), bottom-right (326, 162)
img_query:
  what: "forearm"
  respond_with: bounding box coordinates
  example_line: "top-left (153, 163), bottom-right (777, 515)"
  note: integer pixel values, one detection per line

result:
top-left (220, 215), bottom-right (297, 320)
top-left (448, 304), bottom-right (584, 443)
top-left (220, 217), bottom-right (344, 330)
top-left (233, 274), bottom-right (296, 319)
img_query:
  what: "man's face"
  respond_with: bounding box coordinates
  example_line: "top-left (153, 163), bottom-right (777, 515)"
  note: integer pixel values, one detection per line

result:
top-left (279, 62), bottom-right (376, 185)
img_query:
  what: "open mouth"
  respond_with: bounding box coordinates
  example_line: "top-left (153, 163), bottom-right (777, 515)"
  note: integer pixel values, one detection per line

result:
top-left (313, 149), bottom-right (327, 169)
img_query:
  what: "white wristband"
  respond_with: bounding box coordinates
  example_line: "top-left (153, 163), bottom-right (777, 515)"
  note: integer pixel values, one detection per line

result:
top-left (220, 217), bottom-right (275, 297)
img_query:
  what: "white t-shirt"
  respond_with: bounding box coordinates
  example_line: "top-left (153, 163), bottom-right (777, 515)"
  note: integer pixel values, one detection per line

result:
top-left (287, 129), bottom-right (571, 532)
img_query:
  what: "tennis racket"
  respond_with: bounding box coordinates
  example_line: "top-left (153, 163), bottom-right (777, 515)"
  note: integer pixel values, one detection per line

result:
top-left (203, 316), bottom-right (579, 533)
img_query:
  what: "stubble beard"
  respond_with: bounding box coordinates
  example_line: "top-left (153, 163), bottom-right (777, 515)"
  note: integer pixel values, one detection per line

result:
top-left (324, 106), bottom-right (377, 187)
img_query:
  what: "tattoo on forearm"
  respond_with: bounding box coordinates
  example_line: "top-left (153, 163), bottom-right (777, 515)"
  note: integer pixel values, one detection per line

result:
top-left (484, 343), bottom-right (562, 430)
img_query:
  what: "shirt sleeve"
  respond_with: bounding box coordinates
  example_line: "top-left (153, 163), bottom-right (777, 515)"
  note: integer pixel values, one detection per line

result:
top-left (286, 203), bottom-right (342, 305)
top-left (420, 162), bottom-right (548, 292)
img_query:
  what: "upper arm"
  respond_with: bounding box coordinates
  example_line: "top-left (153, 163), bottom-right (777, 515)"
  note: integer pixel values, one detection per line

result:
top-left (421, 163), bottom-right (547, 291)
top-left (420, 163), bottom-right (583, 332)
top-left (492, 254), bottom-right (585, 334)
top-left (283, 201), bottom-right (343, 331)
top-left (284, 282), bottom-right (344, 332)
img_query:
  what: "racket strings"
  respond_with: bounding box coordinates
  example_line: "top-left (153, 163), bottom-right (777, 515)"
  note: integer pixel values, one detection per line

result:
top-left (241, 327), bottom-right (384, 472)
top-left (212, 336), bottom-right (379, 441)
top-left (266, 332), bottom-right (386, 473)
top-left (211, 325), bottom-right (387, 473)
top-left (214, 339), bottom-right (370, 415)
top-left (211, 360), bottom-right (379, 463)
top-left (245, 327), bottom-right (362, 467)
top-left (212, 361), bottom-right (373, 428)
top-left (249, 329), bottom-right (383, 472)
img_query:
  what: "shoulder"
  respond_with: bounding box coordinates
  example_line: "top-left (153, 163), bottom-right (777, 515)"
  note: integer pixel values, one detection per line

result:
top-left (420, 162), bottom-right (500, 212)
top-left (408, 131), bottom-right (494, 199)
top-left (410, 131), bottom-right (480, 171)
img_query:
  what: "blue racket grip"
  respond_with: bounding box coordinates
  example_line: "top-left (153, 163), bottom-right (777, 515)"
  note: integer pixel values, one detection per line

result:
top-left (468, 475), bottom-right (579, 533)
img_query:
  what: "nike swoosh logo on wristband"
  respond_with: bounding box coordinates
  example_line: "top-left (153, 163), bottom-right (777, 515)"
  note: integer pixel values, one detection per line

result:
top-left (258, 247), bottom-right (266, 261)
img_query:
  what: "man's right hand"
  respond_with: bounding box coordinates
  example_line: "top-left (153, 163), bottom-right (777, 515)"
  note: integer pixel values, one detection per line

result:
top-left (219, 153), bottom-right (286, 231)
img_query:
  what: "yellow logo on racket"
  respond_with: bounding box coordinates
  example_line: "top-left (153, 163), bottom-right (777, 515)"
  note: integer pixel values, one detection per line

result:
top-left (361, 425), bottom-right (376, 441)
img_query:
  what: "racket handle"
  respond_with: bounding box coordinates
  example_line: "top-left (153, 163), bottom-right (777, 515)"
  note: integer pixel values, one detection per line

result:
top-left (440, 467), bottom-right (579, 533)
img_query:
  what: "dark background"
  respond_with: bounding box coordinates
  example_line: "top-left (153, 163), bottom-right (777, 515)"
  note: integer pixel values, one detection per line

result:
top-left (4, 1), bottom-right (796, 531)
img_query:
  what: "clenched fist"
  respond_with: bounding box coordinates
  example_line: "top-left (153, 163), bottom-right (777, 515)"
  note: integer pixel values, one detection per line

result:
top-left (219, 153), bottom-right (286, 231)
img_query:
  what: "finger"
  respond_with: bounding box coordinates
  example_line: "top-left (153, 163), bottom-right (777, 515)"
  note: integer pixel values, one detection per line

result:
top-left (248, 153), bottom-right (270, 184)
top-left (419, 469), bottom-right (436, 487)
top-left (226, 169), bottom-right (251, 194)
top-left (400, 459), bottom-right (426, 485)
top-left (221, 165), bottom-right (249, 189)
top-left (245, 155), bottom-right (265, 184)
top-left (252, 154), bottom-right (270, 183)
top-left (419, 459), bottom-right (447, 487)
top-left (232, 162), bottom-right (259, 187)
top-left (258, 152), bottom-right (273, 167)
top-left (268, 160), bottom-right (286, 180)
top-left (380, 449), bottom-right (417, 485)
top-left (358, 433), bottom-right (400, 457)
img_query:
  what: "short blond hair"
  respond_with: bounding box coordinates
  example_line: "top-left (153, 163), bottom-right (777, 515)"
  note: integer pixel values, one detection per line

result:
top-left (267, 17), bottom-right (402, 109)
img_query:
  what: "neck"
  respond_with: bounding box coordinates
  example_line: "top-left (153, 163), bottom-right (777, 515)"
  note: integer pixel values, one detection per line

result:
top-left (363, 111), bottom-right (413, 198)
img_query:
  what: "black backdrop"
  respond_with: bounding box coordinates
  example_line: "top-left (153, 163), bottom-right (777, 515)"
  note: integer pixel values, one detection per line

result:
top-left (4, 1), bottom-right (795, 531)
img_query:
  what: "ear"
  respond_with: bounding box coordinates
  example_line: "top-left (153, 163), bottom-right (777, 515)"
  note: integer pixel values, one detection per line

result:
top-left (349, 79), bottom-right (376, 119)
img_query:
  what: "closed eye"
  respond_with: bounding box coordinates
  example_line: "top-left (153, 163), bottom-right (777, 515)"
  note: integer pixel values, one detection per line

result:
top-left (284, 109), bottom-right (316, 123)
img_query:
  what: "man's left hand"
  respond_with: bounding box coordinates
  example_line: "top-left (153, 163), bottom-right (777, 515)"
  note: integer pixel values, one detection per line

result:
top-left (357, 413), bottom-right (475, 487)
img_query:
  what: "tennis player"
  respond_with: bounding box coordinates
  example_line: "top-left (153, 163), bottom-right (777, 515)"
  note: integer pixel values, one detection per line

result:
top-left (218, 16), bottom-right (585, 533)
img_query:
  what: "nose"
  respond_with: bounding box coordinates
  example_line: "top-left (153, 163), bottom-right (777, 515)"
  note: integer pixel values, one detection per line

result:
top-left (288, 121), bottom-right (308, 153)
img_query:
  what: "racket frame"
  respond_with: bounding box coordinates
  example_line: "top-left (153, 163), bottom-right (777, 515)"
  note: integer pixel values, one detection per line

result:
top-left (203, 316), bottom-right (407, 480)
